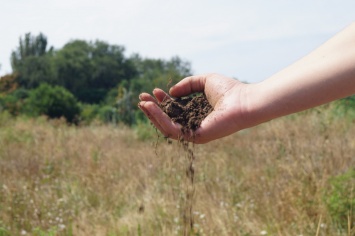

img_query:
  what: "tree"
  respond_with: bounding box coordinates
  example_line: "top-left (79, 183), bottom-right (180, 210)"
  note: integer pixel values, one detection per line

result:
top-left (10, 33), bottom-right (55, 88)
top-left (6, 33), bottom-right (194, 125)
top-left (54, 40), bottom-right (93, 95)
top-left (54, 40), bottom-right (137, 103)
top-left (128, 55), bottom-right (191, 97)
top-left (90, 40), bottom-right (136, 88)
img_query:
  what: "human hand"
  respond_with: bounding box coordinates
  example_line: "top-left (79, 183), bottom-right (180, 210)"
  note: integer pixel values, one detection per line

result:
top-left (140, 24), bottom-right (355, 143)
top-left (138, 74), bottom-right (256, 144)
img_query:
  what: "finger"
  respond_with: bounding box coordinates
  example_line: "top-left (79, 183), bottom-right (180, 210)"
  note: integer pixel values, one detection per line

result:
top-left (139, 93), bottom-right (157, 102)
top-left (138, 101), bottom-right (182, 139)
top-left (152, 88), bottom-right (172, 103)
top-left (169, 74), bottom-right (209, 97)
top-left (138, 101), bottom-right (167, 135)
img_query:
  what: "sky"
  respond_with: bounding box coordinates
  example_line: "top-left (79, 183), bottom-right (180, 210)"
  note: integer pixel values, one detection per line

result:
top-left (0, 0), bottom-right (354, 83)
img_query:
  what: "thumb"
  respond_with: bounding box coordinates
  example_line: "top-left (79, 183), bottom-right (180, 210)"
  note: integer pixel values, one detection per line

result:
top-left (169, 74), bottom-right (208, 97)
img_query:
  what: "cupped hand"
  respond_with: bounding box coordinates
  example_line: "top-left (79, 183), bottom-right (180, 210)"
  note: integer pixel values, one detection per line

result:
top-left (138, 73), bottom-right (254, 144)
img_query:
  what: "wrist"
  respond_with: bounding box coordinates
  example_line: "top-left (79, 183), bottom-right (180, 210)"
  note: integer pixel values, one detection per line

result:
top-left (241, 81), bottom-right (274, 129)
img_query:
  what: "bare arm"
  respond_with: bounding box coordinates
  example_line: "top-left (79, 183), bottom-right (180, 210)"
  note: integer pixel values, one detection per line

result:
top-left (250, 22), bottom-right (355, 124)
top-left (139, 23), bottom-right (355, 143)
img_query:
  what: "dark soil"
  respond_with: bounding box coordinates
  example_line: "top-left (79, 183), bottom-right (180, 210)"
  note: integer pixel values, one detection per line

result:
top-left (160, 93), bottom-right (213, 134)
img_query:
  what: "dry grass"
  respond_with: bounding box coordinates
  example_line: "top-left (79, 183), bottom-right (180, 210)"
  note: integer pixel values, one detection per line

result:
top-left (0, 106), bottom-right (354, 236)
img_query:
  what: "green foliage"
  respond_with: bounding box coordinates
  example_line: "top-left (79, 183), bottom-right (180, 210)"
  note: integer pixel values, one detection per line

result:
top-left (128, 55), bottom-right (190, 95)
top-left (333, 95), bottom-right (355, 119)
top-left (11, 33), bottom-right (48, 69)
top-left (54, 40), bottom-right (94, 97)
top-left (0, 228), bottom-right (10, 236)
top-left (11, 33), bottom-right (55, 88)
top-left (75, 88), bottom-right (108, 104)
top-left (97, 105), bottom-right (119, 124)
top-left (341, 95), bottom-right (355, 108)
top-left (54, 40), bottom-right (137, 103)
top-left (32, 227), bottom-right (58, 236)
top-left (0, 221), bottom-right (10, 236)
top-left (16, 55), bottom-right (56, 88)
top-left (25, 84), bottom-right (80, 123)
top-left (79, 103), bottom-right (101, 124)
top-left (323, 168), bottom-right (355, 229)
top-left (7, 32), bottom-right (192, 125)
top-left (0, 73), bottom-right (18, 93)
top-left (0, 88), bottom-right (29, 115)
top-left (115, 86), bottom-right (135, 125)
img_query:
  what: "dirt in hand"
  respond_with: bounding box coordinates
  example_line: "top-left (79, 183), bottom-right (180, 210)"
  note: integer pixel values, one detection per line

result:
top-left (160, 93), bottom-right (213, 134)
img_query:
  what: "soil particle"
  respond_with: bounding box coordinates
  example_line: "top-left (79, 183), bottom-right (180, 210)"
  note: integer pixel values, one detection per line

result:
top-left (159, 93), bottom-right (213, 234)
top-left (160, 93), bottom-right (213, 134)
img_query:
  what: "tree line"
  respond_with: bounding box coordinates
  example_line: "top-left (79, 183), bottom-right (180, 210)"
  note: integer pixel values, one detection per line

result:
top-left (0, 33), bottom-right (192, 124)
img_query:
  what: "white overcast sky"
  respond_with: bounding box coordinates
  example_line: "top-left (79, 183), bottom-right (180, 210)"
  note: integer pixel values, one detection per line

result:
top-left (0, 0), bottom-right (354, 83)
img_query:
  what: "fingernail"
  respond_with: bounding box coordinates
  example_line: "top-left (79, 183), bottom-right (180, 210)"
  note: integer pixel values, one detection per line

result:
top-left (138, 102), bottom-right (144, 109)
top-left (138, 101), bottom-right (147, 108)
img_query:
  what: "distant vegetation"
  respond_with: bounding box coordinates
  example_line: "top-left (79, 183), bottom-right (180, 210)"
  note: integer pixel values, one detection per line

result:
top-left (0, 33), bottom-right (192, 124)
top-left (0, 105), bottom-right (353, 235)
top-left (1, 32), bottom-right (355, 126)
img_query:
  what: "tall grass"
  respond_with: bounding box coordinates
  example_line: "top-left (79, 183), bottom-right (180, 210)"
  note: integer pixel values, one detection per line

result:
top-left (0, 105), bottom-right (354, 235)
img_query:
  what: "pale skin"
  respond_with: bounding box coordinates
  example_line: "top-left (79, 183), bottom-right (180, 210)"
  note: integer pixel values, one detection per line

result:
top-left (138, 22), bottom-right (355, 144)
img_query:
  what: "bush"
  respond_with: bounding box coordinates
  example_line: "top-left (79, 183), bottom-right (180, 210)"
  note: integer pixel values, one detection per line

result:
top-left (79, 103), bottom-right (101, 124)
top-left (0, 88), bottom-right (29, 115)
top-left (25, 84), bottom-right (80, 123)
top-left (97, 105), bottom-right (119, 124)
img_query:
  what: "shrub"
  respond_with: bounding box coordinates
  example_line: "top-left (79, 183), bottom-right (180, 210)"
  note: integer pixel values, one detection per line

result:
top-left (98, 105), bottom-right (119, 124)
top-left (25, 84), bottom-right (80, 123)
top-left (79, 103), bottom-right (100, 125)
top-left (0, 88), bottom-right (29, 115)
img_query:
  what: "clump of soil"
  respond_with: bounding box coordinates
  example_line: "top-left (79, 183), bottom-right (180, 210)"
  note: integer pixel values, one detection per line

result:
top-left (160, 93), bottom-right (213, 134)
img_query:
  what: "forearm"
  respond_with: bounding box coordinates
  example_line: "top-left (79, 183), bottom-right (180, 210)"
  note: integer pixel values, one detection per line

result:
top-left (248, 23), bottom-right (355, 124)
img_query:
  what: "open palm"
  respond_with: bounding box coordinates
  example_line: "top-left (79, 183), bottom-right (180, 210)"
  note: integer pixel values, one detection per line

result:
top-left (138, 74), bottom-right (253, 143)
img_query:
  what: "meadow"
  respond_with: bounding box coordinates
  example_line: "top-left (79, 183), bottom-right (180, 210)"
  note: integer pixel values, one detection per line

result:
top-left (0, 104), bottom-right (354, 236)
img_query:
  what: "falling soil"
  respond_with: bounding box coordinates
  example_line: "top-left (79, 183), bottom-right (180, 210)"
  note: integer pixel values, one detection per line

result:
top-left (160, 93), bottom-right (213, 135)
top-left (159, 93), bottom-right (213, 235)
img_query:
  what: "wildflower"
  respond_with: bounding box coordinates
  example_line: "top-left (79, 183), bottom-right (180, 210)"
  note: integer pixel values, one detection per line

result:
top-left (58, 224), bottom-right (66, 230)
top-left (260, 230), bottom-right (267, 235)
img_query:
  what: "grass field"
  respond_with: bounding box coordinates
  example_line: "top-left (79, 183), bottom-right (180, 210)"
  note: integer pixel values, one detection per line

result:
top-left (0, 105), bottom-right (354, 236)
